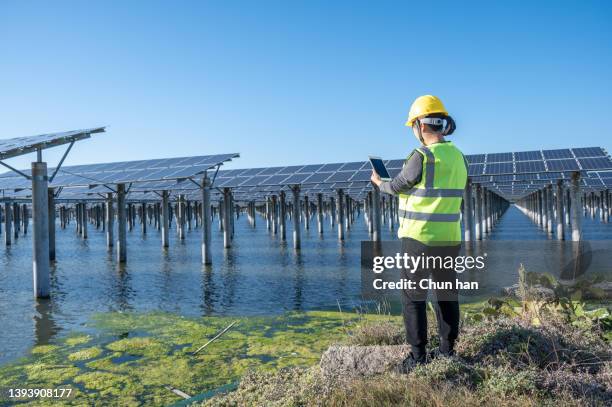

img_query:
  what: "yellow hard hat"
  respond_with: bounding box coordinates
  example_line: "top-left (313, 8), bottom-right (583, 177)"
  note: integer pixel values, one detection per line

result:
top-left (405, 95), bottom-right (448, 127)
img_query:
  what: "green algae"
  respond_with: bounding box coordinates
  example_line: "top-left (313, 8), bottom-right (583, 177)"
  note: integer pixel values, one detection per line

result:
top-left (64, 334), bottom-right (92, 347)
top-left (30, 345), bottom-right (59, 355)
top-left (67, 346), bottom-right (102, 362)
top-left (0, 309), bottom-right (409, 406)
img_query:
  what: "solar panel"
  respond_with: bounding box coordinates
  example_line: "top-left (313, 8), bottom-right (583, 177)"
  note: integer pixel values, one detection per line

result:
top-left (468, 164), bottom-right (484, 176)
top-left (339, 162), bottom-right (366, 171)
top-left (325, 172), bottom-right (353, 183)
top-left (572, 147), bottom-right (605, 158)
top-left (318, 163), bottom-right (344, 172)
top-left (514, 150), bottom-right (541, 161)
top-left (546, 159), bottom-right (579, 171)
top-left (578, 157), bottom-right (612, 170)
top-left (542, 149), bottom-right (573, 159)
top-left (304, 172), bottom-right (333, 183)
top-left (350, 170), bottom-right (372, 182)
top-left (486, 162), bottom-right (513, 174)
top-left (0, 127), bottom-right (105, 160)
top-left (297, 164), bottom-right (324, 173)
top-left (385, 159), bottom-right (405, 169)
top-left (282, 173), bottom-right (312, 184)
top-left (515, 161), bottom-right (545, 173)
top-left (487, 152), bottom-right (513, 162)
top-left (465, 154), bottom-right (485, 164)
top-left (277, 165), bottom-right (304, 175)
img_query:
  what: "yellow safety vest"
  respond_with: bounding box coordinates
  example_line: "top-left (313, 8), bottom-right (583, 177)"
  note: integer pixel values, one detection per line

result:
top-left (397, 141), bottom-right (467, 245)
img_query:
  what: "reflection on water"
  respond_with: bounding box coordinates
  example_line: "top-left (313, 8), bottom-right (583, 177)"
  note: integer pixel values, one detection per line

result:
top-left (34, 299), bottom-right (60, 346)
top-left (0, 205), bottom-right (610, 364)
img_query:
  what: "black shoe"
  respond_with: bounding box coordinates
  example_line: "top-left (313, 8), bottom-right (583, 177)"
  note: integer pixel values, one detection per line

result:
top-left (428, 347), bottom-right (455, 360)
top-left (395, 352), bottom-right (426, 374)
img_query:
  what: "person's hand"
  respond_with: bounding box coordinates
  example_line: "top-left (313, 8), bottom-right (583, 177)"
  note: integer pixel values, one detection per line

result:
top-left (370, 170), bottom-right (382, 186)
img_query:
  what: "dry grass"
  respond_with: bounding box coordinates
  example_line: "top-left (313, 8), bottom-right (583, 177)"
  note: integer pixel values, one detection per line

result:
top-left (204, 313), bottom-right (611, 407)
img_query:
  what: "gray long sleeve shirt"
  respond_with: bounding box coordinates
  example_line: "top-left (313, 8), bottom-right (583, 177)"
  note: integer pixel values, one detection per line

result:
top-left (379, 150), bottom-right (423, 196)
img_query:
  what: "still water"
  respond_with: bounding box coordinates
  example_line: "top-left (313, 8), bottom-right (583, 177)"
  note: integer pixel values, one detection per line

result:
top-left (0, 205), bottom-right (610, 364)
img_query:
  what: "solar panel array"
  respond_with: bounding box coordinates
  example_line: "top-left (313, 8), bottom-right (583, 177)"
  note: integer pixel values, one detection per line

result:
top-left (1, 145), bottom-right (610, 203)
top-left (0, 153), bottom-right (239, 191)
top-left (0, 127), bottom-right (105, 160)
top-left (466, 147), bottom-right (611, 176)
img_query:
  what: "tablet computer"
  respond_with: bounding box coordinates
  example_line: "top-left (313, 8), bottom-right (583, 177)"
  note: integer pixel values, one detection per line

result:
top-left (368, 156), bottom-right (392, 181)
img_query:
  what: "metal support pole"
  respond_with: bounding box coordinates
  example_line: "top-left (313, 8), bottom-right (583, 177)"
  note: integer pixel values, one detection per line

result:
top-left (474, 185), bottom-right (482, 240)
top-left (106, 193), bottom-right (114, 247)
top-left (372, 186), bottom-right (381, 242)
top-left (4, 202), bottom-right (11, 246)
top-left (603, 189), bottom-right (609, 223)
top-left (223, 188), bottom-right (232, 248)
top-left (555, 180), bottom-right (565, 240)
top-left (202, 175), bottom-right (212, 264)
top-left (303, 194), bottom-right (310, 230)
top-left (48, 188), bottom-right (56, 261)
top-left (337, 189), bottom-right (344, 240)
top-left (292, 186), bottom-right (301, 249)
top-left (31, 162), bottom-right (50, 298)
top-left (463, 180), bottom-right (473, 241)
top-left (81, 202), bottom-right (88, 239)
top-left (569, 172), bottom-right (582, 242)
top-left (141, 202), bottom-right (147, 235)
top-left (317, 193), bottom-right (323, 235)
top-left (161, 191), bottom-right (170, 248)
top-left (117, 183), bottom-right (127, 262)
top-left (271, 195), bottom-right (278, 235)
top-left (279, 191), bottom-right (287, 241)
top-left (546, 185), bottom-right (553, 234)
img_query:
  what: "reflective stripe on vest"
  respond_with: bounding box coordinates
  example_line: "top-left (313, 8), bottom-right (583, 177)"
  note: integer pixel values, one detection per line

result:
top-left (398, 210), bottom-right (460, 222)
top-left (397, 142), bottom-right (467, 244)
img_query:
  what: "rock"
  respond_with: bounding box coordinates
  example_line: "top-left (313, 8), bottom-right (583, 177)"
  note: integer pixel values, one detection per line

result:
top-left (319, 345), bottom-right (411, 380)
top-left (501, 284), bottom-right (555, 300)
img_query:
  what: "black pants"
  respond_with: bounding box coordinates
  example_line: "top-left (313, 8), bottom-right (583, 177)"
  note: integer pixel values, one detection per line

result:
top-left (400, 238), bottom-right (460, 355)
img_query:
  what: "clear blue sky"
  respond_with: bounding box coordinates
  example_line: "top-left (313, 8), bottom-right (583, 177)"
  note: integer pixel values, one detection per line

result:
top-left (1, 0), bottom-right (611, 171)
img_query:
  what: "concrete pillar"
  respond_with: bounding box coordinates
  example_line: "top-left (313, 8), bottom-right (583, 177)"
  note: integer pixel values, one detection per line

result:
top-left (271, 195), bottom-right (278, 235)
top-left (265, 198), bottom-right (271, 230)
top-left (474, 185), bottom-right (482, 240)
top-left (48, 188), bottom-right (56, 261)
top-left (388, 196), bottom-right (394, 230)
top-left (345, 195), bottom-right (351, 231)
top-left (303, 195), bottom-right (310, 230)
top-left (161, 191), bottom-right (170, 248)
top-left (463, 180), bottom-right (473, 242)
top-left (117, 183), bottom-right (127, 262)
top-left (372, 186), bottom-right (381, 242)
top-left (22, 204), bottom-right (28, 235)
top-left (484, 189), bottom-right (491, 233)
top-left (4, 202), bottom-right (11, 246)
top-left (337, 189), bottom-right (345, 240)
top-left (546, 185), bottom-right (553, 234)
top-left (13, 202), bottom-right (19, 239)
top-left (603, 189), bottom-right (609, 223)
top-left (317, 193), bottom-right (323, 235)
top-left (555, 181), bottom-right (565, 240)
top-left (178, 195), bottom-right (185, 240)
top-left (279, 191), bottom-right (287, 241)
top-left (330, 196), bottom-right (335, 227)
top-left (81, 202), bottom-right (88, 239)
top-left (292, 186), bottom-right (301, 249)
top-left (141, 202), bottom-right (147, 235)
top-left (31, 162), bottom-right (50, 298)
top-left (223, 188), bottom-right (232, 248)
top-left (106, 193), bottom-right (114, 247)
top-left (569, 172), bottom-right (582, 242)
top-left (202, 176), bottom-right (212, 264)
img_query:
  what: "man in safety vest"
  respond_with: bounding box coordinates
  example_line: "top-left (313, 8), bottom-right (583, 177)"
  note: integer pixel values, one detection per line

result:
top-left (371, 95), bottom-right (468, 369)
